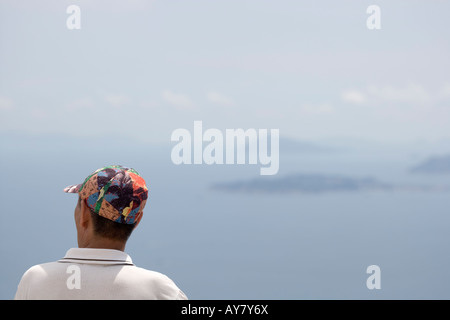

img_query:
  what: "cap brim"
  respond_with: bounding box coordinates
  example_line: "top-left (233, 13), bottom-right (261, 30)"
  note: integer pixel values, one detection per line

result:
top-left (63, 184), bottom-right (82, 193)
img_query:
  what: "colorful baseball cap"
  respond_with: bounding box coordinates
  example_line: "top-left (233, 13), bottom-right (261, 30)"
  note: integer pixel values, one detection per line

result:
top-left (64, 165), bottom-right (148, 225)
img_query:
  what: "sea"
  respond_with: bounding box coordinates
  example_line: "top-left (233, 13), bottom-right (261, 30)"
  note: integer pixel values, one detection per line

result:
top-left (1, 134), bottom-right (449, 299)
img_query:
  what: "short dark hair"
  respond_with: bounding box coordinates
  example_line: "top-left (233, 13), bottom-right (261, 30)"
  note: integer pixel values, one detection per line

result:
top-left (89, 208), bottom-right (135, 242)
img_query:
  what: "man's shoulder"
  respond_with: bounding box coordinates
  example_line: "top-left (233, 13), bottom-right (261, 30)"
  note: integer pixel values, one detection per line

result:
top-left (22, 261), bottom-right (64, 279)
top-left (120, 265), bottom-right (177, 286)
top-left (119, 265), bottom-right (188, 299)
top-left (19, 261), bottom-right (69, 288)
top-left (15, 261), bottom-right (67, 300)
top-left (127, 265), bottom-right (171, 279)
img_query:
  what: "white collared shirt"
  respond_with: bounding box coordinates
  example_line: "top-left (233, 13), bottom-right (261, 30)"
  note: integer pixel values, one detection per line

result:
top-left (14, 248), bottom-right (188, 300)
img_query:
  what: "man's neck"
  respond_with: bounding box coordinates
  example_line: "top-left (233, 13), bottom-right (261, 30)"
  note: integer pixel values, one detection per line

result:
top-left (81, 237), bottom-right (126, 252)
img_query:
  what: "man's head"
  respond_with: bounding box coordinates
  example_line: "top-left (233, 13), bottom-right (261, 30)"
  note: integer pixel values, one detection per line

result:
top-left (65, 165), bottom-right (148, 250)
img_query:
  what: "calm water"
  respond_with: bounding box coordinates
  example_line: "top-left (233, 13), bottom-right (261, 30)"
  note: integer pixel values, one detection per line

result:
top-left (1, 138), bottom-right (449, 299)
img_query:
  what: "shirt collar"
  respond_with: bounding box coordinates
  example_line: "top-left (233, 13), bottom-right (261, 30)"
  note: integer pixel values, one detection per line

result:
top-left (58, 248), bottom-right (134, 265)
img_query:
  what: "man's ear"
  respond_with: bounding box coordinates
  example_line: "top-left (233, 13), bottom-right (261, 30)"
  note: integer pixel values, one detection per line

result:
top-left (79, 199), bottom-right (92, 228)
top-left (133, 214), bottom-right (143, 230)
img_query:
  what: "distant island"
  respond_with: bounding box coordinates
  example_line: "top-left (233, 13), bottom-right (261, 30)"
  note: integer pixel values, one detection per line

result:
top-left (211, 173), bottom-right (393, 194)
top-left (410, 154), bottom-right (450, 174)
top-left (211, 173), bottom-right (450, 194)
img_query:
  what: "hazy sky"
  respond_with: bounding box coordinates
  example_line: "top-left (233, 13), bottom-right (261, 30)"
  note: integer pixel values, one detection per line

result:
top-left (1, 0), bottom-right (449, 144)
